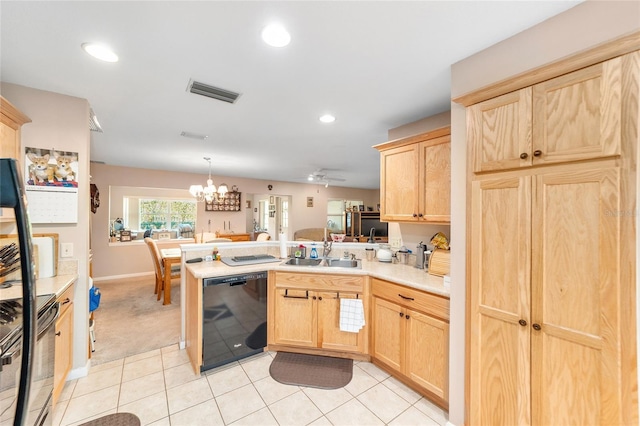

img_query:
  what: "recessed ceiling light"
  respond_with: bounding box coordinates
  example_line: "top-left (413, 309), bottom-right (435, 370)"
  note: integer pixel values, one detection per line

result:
top-left (319, 114), bottom-right (336, 123)
top-left (81, 43), bottom-right (119, 62)
top-left (261, 23), bottom-right (291, 47)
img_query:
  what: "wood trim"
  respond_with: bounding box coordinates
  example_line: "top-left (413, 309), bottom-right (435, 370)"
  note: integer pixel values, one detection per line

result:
top-left (0, 96), bottom-right (31, 128)
top-left (619, 50), bottom-right (639, 426)
top-left (373, 126), bottom-right (450, 152)
top-left (453, 31), bottom-right (640, 106)
top-left (266, 344), bottom-right (370, 361)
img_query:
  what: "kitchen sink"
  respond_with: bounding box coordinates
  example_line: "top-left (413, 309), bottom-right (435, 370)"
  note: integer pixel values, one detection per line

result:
top-left (282, 257), bottom-right (361, 268)
top-left (284, 258), bottom-right (322, 266)
top-left (326, 258), bottom-right (361, 269)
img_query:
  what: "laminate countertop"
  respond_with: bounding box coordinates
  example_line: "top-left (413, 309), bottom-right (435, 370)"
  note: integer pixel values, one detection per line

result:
top-left (186, 259), bottom-right (449, 298)
top-left (0, 274), bottom-right (77, 301)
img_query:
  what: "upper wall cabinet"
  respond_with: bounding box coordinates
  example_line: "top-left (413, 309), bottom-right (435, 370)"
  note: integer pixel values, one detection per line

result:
top-left (375, 127), bottom-right (450, 224)
top-left (469, 58), bottom-right (622, 173)
top-left (1, 96), bottom-right (31, 165)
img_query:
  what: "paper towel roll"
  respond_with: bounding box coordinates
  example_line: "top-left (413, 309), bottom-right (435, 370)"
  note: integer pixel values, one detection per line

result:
top-left (279, 233), bottom-right (287, 258)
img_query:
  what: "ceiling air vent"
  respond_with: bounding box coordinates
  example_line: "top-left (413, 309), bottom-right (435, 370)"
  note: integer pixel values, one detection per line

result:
top-left (89, 108), bottom-right (103, 133)
top-left (187, 79), bottom-right (240, 104)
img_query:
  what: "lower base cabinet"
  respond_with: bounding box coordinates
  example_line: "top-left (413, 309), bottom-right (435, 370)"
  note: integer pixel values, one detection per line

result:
top-left (53, 284), bottom-right (74, 406)
top-left (371, 278), bottom-right (449, 409)
top-left (268, 271), bottom-right (367, 356)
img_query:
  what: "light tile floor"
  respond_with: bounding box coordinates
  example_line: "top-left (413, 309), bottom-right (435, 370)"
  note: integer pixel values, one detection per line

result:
top-left (53, 346), bottom-right (449, 426)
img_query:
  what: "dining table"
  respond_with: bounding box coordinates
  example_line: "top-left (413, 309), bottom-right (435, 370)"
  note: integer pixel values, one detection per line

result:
top-left (159, 247), bottom-right (181, 305)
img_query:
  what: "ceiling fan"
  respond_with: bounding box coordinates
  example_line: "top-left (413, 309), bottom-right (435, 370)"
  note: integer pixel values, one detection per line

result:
top-left (307, 169), bottom-right (346, 187)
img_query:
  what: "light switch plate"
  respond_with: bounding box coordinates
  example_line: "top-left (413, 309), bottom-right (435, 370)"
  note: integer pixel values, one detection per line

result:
top-left (390, 237), bottom-right (402, 249)
top-left (61, 242), bottom-right (73, 258)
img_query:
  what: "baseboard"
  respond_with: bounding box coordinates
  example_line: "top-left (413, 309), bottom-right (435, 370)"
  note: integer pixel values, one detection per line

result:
top-left (92, 271), bottom-right (154, 282)
top-left (67, 362), bottom-right (90, 381)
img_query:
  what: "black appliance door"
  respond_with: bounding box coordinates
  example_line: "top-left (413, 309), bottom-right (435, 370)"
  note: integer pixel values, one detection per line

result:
top-left (0, 158), bottom-right (38, 425)
top-left (202, 272), bottom-right (267, 371)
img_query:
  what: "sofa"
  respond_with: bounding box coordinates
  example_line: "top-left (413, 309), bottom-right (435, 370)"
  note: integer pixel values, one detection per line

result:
top-left (293, 228), bottom-right (343, 241)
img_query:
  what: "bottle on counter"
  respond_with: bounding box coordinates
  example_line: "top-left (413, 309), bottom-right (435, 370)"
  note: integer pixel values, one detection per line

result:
top-left (310, 244), bottom-right (318, 259)
top-left (212, 246), bottom-right (219, 260)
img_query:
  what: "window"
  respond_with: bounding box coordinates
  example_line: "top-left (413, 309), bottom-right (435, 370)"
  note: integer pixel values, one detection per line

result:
top-left (327, 199), bottom-right (362, 231)
top-left (136, 198), bottom-right (196, 230)
top-left (280, 200), bottom-right (289, 229)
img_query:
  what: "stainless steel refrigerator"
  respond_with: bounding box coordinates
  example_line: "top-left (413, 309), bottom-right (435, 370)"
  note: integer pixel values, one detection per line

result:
top-left (0, 158), bottom-right (58, 426)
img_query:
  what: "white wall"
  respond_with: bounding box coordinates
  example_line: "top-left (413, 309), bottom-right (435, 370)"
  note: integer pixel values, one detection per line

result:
top-left (1, 82), bottom-right (92, 376)
top-left (449, 2), bottom-right (640, 425)
top-left (90, 162), bottom-right (380, 279)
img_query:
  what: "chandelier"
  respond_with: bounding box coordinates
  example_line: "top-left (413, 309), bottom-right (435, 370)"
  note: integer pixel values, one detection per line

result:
top-left (189, 157), bottom-right (228, 202)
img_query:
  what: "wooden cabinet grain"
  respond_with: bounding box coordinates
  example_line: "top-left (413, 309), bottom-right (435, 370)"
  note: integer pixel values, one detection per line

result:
top-left (268, 272), bottom-right (367, 356)
top-left (469, 57), bottom-right (622, 173)
top-left (371, 278), bottom-right (449, 408)
top-left (375, 127), bottom-right (450, 223)
top-left (53, 284), bottom-right (74, 406)
top-left (467, 51), bottom-right (638, 425)
top-left (0, 96), bottom-right (30, 163)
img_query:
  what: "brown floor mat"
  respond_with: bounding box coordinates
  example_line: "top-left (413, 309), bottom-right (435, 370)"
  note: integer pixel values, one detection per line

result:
top-left (79, 413), bottom-right (141, 426)
top-left (269, 352), bottom-right (353, 389)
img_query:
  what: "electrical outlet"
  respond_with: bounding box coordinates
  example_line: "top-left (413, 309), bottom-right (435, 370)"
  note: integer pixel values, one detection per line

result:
top-left (390, 238), bottom-right (402, 249)
top-left (61, 243), bottom-right (73, 258)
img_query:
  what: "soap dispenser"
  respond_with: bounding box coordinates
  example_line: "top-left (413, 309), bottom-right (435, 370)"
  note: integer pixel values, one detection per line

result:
top-left (310, 244), bottom-right (319, 259)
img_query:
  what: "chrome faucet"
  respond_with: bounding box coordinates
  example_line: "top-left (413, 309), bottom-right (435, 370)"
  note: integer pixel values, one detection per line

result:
top-left (322, 239), bottom-right (333, 258)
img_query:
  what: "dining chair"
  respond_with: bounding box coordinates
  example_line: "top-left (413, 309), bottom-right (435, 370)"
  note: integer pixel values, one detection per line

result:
top-left (195, 232), bottom-right (217, 243)
top-left (144, 237), bottom-right (180, 299)
top-left (256, 233), bottom-right (271, 241)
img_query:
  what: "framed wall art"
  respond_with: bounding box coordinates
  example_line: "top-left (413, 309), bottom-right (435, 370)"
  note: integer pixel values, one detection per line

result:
top-left (204, 191), bottom-right (242, 212)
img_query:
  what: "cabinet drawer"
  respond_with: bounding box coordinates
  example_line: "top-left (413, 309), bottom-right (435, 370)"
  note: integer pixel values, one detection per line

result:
top-left (372, 278), bottom-right (449, 320)
top-left (275, 272), bottom-right (364, 292)
top-left (57, 284), bottom-right (74, 316)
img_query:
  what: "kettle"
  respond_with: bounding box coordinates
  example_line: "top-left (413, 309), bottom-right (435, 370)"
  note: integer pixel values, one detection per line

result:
top-left (377, 244), bottom-right (393, 262)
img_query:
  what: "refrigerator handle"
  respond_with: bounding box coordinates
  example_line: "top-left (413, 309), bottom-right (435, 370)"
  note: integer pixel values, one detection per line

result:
top-left (0, 159), bottom-right (37, 426)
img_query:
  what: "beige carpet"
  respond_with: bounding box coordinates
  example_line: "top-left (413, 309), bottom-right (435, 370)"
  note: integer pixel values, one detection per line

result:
top-left (90, 276), bottom-right (181, 365)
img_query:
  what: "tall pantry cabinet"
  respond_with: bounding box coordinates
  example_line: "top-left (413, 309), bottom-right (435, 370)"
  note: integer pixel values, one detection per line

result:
top-left (464, 50), bottom-right (638, 425)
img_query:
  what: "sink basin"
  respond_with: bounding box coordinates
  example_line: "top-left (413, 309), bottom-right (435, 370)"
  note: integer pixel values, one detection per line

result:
top-left (326, 258), bottom-right (361, 269)
top-left (284, 258), bottom-right (322, 266)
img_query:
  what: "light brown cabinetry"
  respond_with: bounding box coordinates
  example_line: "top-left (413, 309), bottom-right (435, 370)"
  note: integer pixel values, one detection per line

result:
top-left (375, 127), bottom-right (450, 223)
top-left (0, 96), bottom-right (31, 163)
top-left (371, 279), bottom-right (449, 408)
top-left (53, 284), bottom-right (74, 406)
top-left (467, 51), bottom-right (638, 425)
top-left (469, 59), bottom-right (621, 173)
top-left (268, 272), bottom-right (367, 356)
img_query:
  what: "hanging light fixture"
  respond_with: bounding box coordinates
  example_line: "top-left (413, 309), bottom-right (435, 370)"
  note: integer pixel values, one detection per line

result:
top-left (189, 157), bottom-right (228, 202)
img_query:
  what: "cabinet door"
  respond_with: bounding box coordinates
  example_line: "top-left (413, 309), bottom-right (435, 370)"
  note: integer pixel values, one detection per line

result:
top-left (272, 288), bottom-right (317, 347)
top-left (317, 292), bottom-right (364, 353)
top-left (380, 144), bottom-right (420, 221)
top-left (405, 309), bottom-right (449, 401)
top-left (419, 136), bottom-right (450, 223)
top-left (531, 166), bottom-right (621, 425)
top-left (469, 88), bottom-right (532, 172)
top-left (372, 297), bottom-right (403, 373)
top-left (469, 175), bottom-right (532, 425)
top-left (53, 303), bottom-right (73, 406)
top-left (532, 58), bottom-right (621, 165)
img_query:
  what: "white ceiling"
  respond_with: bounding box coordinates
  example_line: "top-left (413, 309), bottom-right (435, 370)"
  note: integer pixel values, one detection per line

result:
top-left (1, 1), bottom-right (581, 189)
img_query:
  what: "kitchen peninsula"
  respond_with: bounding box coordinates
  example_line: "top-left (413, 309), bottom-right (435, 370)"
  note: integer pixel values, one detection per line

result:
top-left (182, 241), bottom-right (451, 409)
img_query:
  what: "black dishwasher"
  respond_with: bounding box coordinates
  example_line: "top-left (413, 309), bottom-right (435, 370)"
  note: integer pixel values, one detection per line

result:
top-left (202, 271), bottom-right (268, 371)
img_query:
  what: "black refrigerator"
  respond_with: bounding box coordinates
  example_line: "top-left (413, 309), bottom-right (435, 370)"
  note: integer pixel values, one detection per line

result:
top-left (0, 158), bottom-right (57, 426)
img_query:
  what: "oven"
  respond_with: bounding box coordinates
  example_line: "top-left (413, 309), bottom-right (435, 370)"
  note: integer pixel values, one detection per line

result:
top-left (201, 271), bottom-right (267, 371)
top-left (0, 295), bottom-right (58, 426)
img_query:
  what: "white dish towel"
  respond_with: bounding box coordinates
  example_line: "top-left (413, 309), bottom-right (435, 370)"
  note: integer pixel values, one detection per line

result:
top-left (339, 298), bottom-right (365, 333)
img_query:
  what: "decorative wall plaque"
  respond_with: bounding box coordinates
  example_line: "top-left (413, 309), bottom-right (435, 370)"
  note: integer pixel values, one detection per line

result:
top-left (205, 191), bottom-right (242, 212)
